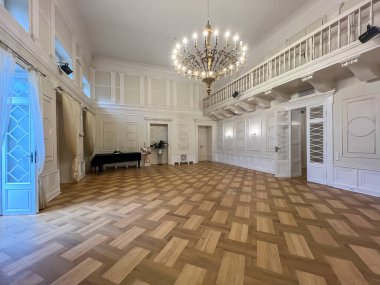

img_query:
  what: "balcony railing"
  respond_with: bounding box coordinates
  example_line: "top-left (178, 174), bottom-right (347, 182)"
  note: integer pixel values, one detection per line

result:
top-left (203, 0), bottom-right (379, 109)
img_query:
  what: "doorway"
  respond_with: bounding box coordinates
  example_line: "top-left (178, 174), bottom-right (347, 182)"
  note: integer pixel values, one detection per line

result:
top-left (275, 100), bottom-right (332, 185)
top-left (1, 65), bottom-right (37, 215)
top-left (290, 108), bottom-right (307, 178)
top-left (150, 124), bottom-right (168, 165)
top-left (198, 126), bottom-right (212, 162)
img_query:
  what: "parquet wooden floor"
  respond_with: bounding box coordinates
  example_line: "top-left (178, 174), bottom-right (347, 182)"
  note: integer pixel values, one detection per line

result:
top-left (1, 162), bottom-right (380, 285)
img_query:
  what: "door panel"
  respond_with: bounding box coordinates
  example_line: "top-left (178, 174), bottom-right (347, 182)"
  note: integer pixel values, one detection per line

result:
top-left (1, 68), bottom-right (37, 215)
top-left (291, 109), bottom-right (302, 177)
top-left (198, 127), bottom-right (208, 162)
top-left (307, 105), bottom-right (326, 184)
top-left (275, 110), bottom-right (291, 177)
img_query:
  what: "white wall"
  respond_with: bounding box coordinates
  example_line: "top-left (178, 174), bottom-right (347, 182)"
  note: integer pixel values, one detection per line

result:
top-left (215, 78), bottom-right (380, 197)
top-left (1, 0), bottom-right (94, 194)
top-left (93, 58), bottom-right (215, 165)
top-left (331, 78), bottom-right (380, 196)
top-left (215, 107), bottom-right (277, 174)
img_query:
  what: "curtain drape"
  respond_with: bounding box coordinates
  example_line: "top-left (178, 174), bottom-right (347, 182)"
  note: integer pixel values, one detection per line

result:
top-left (0, 48), bottom-right (16, 151)
top-left (84, 110), bottom-right (96, 158)
top-left (62, 93), bottom-right (81, 181)
top-left (28, 70), bottom-right (47, 209)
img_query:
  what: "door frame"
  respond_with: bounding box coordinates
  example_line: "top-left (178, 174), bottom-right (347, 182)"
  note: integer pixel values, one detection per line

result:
top-left (195, 120), bottom-right (217, 164)
top-left (282, 90), bottom-right (334, 185)
top-left (146, 119), bottom-right (172, 164)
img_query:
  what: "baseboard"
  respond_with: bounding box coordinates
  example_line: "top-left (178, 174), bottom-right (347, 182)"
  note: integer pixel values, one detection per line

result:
top-left (46, 188), bottom-right (61, 201)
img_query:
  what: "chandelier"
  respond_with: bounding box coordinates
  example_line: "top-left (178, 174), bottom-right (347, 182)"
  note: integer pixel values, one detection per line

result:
top-left (171, 0), bottom-right (248, 96)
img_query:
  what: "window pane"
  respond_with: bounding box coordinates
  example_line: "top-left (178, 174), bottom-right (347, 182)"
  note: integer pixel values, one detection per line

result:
top-left (82, 76), bottom-right (91, 97)
top-left (4, 0), bottom-right (29, 32)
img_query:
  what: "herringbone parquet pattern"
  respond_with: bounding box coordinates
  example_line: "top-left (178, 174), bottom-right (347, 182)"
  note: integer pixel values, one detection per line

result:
top-left (1, 162), bottom-right (380, 285)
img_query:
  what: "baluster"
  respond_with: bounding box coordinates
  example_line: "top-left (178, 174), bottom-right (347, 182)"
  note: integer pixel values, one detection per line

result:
top-left (328, 26), bottom-right (331, 53)
top-left (312, 35), bottom-right (315, 60)
top-left (338, 20), bottom-right (341, 48)
top-left (298, 43), bottom-right (301, 65)
top-left (370, 0), bottom-right (374, 25)
top-left (320, 31), bottom-right (323, 57)
top-left (348, 13), bottom-right (351, 44)
top-left (293, 47), bottom-right (296, 68)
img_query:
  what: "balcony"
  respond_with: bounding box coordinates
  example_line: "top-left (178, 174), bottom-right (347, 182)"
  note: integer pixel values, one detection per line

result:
top-left (203, 0), bottom-right (380, 118)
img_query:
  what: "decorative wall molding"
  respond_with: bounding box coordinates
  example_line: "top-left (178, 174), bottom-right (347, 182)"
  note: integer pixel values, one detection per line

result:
top-left (101, 121), bottom-right (117, 151)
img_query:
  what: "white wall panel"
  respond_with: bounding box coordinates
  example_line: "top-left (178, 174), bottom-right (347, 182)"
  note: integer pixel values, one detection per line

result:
top-left (234, 120), bottom-right (246, 151)
top-left (101, 121), bottom-right (118, 151)
top-left (266, 114), bottom-right (275, 152)
top-left (343, 96), bottom-right (377, 156)
top-left (248, 117), bottom-right (262, 151)
top-left (178, 124), bottom-right (191, 150)
top-left (125, 123), bottom-right (138, 151)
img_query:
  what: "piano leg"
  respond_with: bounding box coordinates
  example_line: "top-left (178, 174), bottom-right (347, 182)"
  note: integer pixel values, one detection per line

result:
top-left (138, 160), bottom-right (141, 168)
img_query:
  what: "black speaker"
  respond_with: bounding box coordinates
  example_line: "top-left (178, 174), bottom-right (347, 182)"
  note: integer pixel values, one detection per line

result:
top-left (359, 24), bottom-right (380, 43)
top-left (59, 63), bottom-right (73, 75)
top-left (232, 91), bottom-right (239, 98)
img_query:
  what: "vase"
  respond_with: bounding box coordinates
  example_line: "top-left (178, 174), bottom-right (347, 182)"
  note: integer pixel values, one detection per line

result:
top-left (158, 149), bottom-right (163, 155)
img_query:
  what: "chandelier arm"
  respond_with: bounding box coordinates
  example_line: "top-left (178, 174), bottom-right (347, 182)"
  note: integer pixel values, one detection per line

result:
top-left (177, 53), bottom-right (201, 71)
top-left (195, 49), bottom-right (208, 71)
top-left (214, 49), bottom-right (235, 71)
top-left (184, 50), bottom-right (204, 71)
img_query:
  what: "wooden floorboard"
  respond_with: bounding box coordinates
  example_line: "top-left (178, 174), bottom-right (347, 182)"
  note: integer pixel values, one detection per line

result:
top-left (1, 162), bottom-right (380, 284)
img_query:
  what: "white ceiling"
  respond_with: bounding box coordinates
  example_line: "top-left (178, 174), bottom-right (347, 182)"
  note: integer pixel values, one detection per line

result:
top-left (75, 0), bottom-right (309, 68)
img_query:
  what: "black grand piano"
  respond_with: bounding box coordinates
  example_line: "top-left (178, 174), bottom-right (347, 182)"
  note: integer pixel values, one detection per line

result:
top-left (91, 152), bottom-right (141, 174)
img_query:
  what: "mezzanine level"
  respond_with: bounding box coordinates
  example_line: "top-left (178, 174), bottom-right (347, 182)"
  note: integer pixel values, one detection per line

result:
top-left (203, 0), bottom-right (380, 119)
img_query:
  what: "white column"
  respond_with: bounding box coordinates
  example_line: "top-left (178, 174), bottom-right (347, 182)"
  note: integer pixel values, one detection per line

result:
top-left (195, 85), bottom-right (200, 109)
top-left (31, 0), bottom-right (39, 40)
top-left (139, 76), bottom-right (145, 105)
top-left (90, 67), bottom-right (96, 101)
top-left (172, 81), bottom-right (177, 107)
top-left (147, 77), bottom-right (152, 105)
top-left (119, 72), bottom-right (125, 105)
top-left (50, 0), bottom-right (56, 57)
top-left (166, 80), bottom-right (171, 107)
top-left (110, 72), bottom-right (116, 103)
top-left (189, 84), bottom-right (194, 109)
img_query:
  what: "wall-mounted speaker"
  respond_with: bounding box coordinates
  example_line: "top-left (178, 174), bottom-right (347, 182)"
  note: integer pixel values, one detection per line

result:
top-left (58, 63), bottom-right (73, 75)
top-left (359, 24), bottom-right (380, 43)
top-left (232, 91), bottom-right (239, 98)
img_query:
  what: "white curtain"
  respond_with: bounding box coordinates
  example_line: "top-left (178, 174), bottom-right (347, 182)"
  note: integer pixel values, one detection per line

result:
top-left (0, 48), bottom-right (16, 151)
top-left (62, 92), bottom-right (81, 181)
top-left (84, 110), bottom-right (96, 158)
top-left (28, 70), bottom-right (47, 209)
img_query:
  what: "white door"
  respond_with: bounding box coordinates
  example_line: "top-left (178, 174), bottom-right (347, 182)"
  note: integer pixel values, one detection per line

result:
top-left (1, 67), bottom-right (37, 215)
top-left (150, 124), bottom-right (168, 164)
top-left (274, 110), bottom-right (291, 177)
top-left (307, 105), bottom-right (326, 184)
top-left (291, 109), bottom-right (302, 177)
top-left (206, 127), bottom-right (212, 161)
top-left (198, 127), bottom-right (208, 162)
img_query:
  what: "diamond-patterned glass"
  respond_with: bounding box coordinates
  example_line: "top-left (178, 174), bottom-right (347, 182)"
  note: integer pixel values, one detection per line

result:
top-left (277, 125), bottom-right (289, 160)
top-left (12, 75), bottom-right (28, 98)
top-left (310, 106), bottom-right (324, 120)
top-left (6, 76), bottom-right (31, 183)
top-left (310, 122), bottom-right (324, 163)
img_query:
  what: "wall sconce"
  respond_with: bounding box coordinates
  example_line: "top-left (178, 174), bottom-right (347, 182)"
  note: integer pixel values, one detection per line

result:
top-left (226, 132), bottom-right (233, 139)
top-left (250, 130), bottom-right (258, 136)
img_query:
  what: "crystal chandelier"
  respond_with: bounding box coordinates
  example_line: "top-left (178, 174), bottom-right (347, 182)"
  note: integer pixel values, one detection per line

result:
top-left (171, 0), bottom-right (248, 96)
